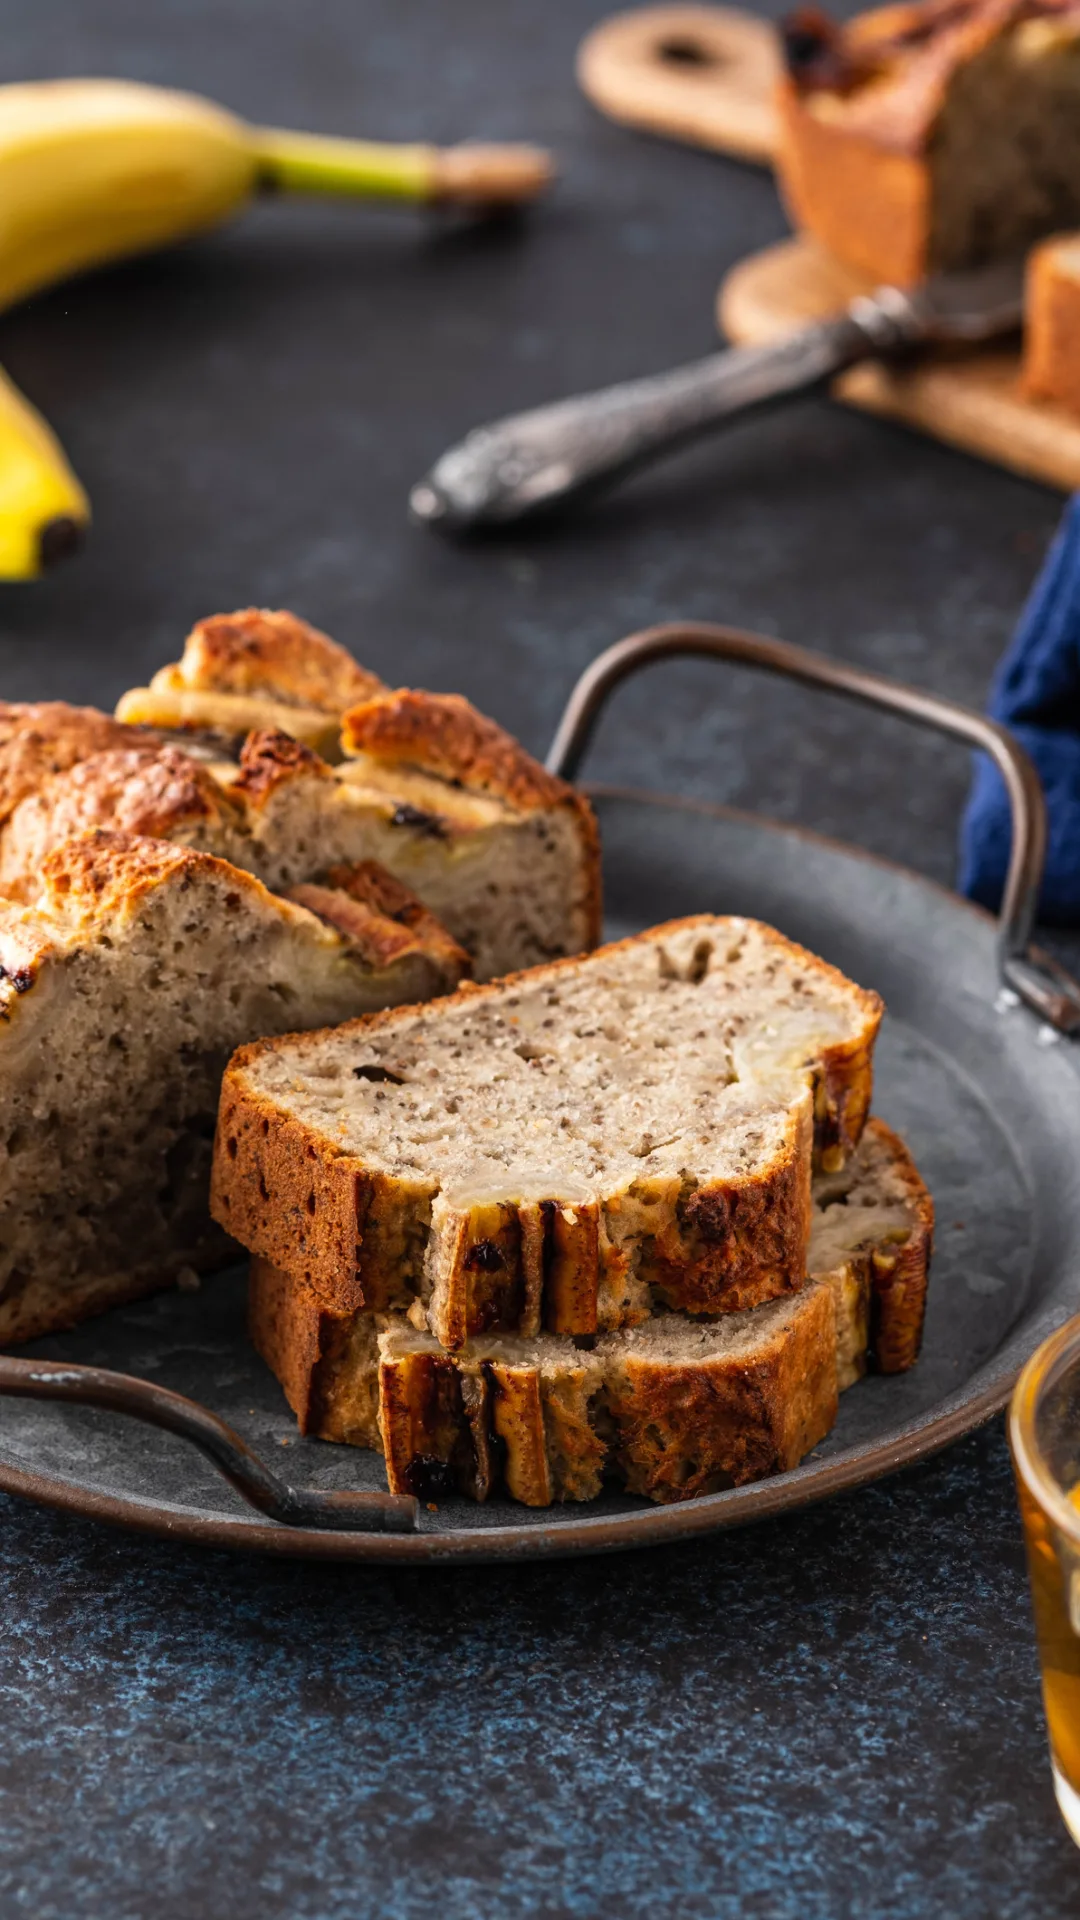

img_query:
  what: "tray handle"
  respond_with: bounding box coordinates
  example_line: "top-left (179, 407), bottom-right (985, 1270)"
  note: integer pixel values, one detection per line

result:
top-left (547, 620), bottom-right (1080, 1035)
top-left (0, 1355), bottom-right (419, 1534)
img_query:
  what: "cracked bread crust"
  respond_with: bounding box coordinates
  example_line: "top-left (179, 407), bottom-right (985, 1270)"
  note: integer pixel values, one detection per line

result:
top-left (167, 608), bottom-right (386, 713)
top-left (0, 830), bottom-right (467, 1344)
top-left (0, 744), bottom-right (246, 898)
top-left (0, 700), bottom-right (147, 831)
top-left (343, 687), bottom-right (583, 813)
top-left (247, 1117), bottom-right (930, 1506)
top-left (216, 916), bottom-right (882, 1346)
top-left (16, 613), bottom-right (600, 980)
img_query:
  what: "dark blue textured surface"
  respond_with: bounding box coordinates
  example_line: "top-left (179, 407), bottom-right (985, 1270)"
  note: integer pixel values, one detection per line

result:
top-left (2, 1426), bottom-right (1079, 1918)
top-left (1, 0), bottom-right (1079, 1910)
top-left (961, 493), bottom-right (1080, 923)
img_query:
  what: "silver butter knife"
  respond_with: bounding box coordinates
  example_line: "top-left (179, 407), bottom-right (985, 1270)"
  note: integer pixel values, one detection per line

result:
top-left (409, 256), bottom-right (1025, 532)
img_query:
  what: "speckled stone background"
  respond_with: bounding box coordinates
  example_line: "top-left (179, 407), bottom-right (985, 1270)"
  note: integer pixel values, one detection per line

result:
top-left (2, 0), bottom-right (1080, 1912)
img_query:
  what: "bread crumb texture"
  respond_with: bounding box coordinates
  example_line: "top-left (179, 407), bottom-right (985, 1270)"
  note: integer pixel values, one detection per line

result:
top-left (217, 916), bottom-right (883, 1348)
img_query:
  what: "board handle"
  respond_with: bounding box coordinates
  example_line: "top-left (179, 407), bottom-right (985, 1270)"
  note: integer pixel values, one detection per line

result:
top-left (0, 1356), bottom-right (419, 1534)
top-left (547, 620), bottom-right (1080, 1035)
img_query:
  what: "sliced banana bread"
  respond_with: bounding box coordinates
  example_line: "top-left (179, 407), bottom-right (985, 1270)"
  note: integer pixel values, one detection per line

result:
top-left (810, 1116), bottom-right (934, 1382)
top-left (214, 916), bottom-right (883, 1348)
top-left (0, 832), bottom-right (467, 1344)
top-left (3, 608), bottom-right (602, 979)
top-left (248, 1117), bottom-right (931, 1506)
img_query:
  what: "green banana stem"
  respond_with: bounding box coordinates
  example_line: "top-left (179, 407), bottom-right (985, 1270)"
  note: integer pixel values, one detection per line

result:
top-left (252, 129), bottom-right (553, 208)
top-left (254, 129), bottom-right (434, 202)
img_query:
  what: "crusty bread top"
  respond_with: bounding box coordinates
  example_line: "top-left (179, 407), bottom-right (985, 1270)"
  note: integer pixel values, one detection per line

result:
top-left (3, 829), bottom-right (468, 993)
top-left (169, 608), bottom-right (385, 713)
top-left (0, 744), bottom-right (243, 897)
top-left (223, 915), bottom-right (882, 1203)
top-left (0, 700), bottom-right (146, 830)
top-left (781, 0), bottom-right (1078, 153)
top-left (341, 688), bottom-right (583, 814)
top-left (229, 728), bottom-right (334, 805)
top-left (34, 829), bottom-right (276, 931)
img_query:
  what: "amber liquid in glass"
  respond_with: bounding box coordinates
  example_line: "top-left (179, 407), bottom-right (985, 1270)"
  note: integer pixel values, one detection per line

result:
top-left (1017, 1477), bottom-right (1080, 1839)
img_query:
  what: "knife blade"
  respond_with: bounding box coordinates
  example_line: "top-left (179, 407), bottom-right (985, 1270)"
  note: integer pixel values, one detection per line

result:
top-left (409, 255), bottom-right (1025, 532)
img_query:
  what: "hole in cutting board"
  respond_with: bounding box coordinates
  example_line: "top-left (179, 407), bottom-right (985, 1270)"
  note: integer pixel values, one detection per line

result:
top-left (656, 35), bottom-right (721, 67)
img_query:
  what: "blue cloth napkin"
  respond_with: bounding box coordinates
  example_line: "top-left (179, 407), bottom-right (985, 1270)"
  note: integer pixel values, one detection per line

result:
top-left (959, 494), bottom-right (1080, 925)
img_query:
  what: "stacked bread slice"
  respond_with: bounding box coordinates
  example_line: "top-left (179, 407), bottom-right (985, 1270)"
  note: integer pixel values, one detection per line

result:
top-left (0, 608), bottom-right (601, 1341)
top-left (212, 916), bottom-right (934, 1507)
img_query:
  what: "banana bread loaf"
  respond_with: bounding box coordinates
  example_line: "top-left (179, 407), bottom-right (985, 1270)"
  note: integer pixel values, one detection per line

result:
top-left (2, 609), bottom-right (601, 980)
top-left (776, 0), bottom-right (1080, 285)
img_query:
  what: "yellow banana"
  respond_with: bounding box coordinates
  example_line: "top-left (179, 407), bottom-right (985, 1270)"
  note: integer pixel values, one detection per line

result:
top-left (0, 79), bottom-right (552, 579)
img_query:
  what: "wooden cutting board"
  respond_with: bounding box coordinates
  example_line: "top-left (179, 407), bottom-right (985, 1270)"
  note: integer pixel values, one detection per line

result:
top-left (576, 4), bottom-right (779, 163)
top-left (579, 4), bottom-right (1080, 492)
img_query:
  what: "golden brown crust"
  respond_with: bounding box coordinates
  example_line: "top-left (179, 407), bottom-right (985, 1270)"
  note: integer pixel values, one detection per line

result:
top-left (377, 1347), bottom-right (495, 1501)
top-left (248, 1122), bottom-right (929, 1506)
top-left (782, 0), bottom-right (1024, 151)
top-left (230, 727), bottom-right (333, 804)
top-left (0, 745), bottom-right (239, 895)
top-left (342, 688), bottom-right (572, 810)
top-left (1023, 235), bottom-right (1080, 413)
top-left (776, 75), bottom-right (930, 283)
top-left (248, 1257), bottom-right (350, 1432)
top-left (646, 1136), bottom-right (814, 1314)
top-left (213, 1081), bottom-right (381, 1316)
top-left (860, 1117), bottom-right (934, 1372)
top-left (775, 0), bottom-right (1078, 283)
top-left (176, 608), bottom-right (384, 712)
top-left (286, 865), bottom-right (471, 983)
top-left (0, 700), bottom-right (146, 830)
top-left (373, 1287), bottom-right (837, 1506)
top-left (36, 829), bottom-right (267, 928)
top-left (607, 1286), bottom-right (839, 1502)
top-left (340, 688), bottom-right (604, 945)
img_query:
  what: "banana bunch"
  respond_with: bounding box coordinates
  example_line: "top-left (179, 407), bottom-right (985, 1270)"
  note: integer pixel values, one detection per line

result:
top-left (0, 79), bottom-right (552, 578)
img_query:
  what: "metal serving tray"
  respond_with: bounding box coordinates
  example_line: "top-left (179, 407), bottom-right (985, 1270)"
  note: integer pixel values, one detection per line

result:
top-left (3, 624), bottom-right (1080, 1563)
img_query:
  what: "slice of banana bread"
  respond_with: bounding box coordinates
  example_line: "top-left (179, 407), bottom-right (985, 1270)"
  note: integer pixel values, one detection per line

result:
top-left (809, 1116), bottom-right (934, 1381)
top-left (115, 607), bottom-right (385, 759)
top-left (215, 916), bottom-right (883, 1347)
top-left (0, 832), bottom-right (468, 1344)
top-left (248, 1116), bottom-right (931, 1506)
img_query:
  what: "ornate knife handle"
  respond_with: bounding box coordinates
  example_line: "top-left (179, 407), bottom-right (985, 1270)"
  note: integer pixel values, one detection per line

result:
top-left (409, 302), bottom-right (916, 531)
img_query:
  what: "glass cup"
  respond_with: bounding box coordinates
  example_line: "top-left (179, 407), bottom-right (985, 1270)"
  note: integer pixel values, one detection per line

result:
top-left (1010, 1317), bottom-right (1080, 1846)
